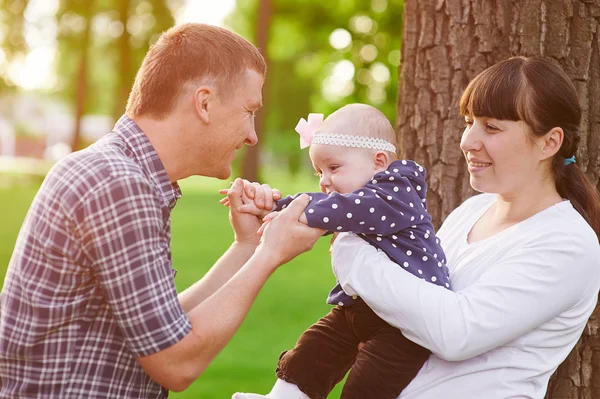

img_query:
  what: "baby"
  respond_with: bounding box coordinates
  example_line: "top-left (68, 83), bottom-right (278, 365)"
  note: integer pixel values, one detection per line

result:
top-left (232, 104), bottom-right (451, 399)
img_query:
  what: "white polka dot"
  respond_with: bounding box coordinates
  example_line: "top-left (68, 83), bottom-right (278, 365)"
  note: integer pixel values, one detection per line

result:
top-left (381, 216), bottom-right (386, 221)
top-left (375, 194), bottom-right (380, 199)
top-left (418, 269), bottom-right (423, 274)
top-left (369, 207), bottom-right (375, 213)
top-left (410, 216), bottom-right (415, 221)
top-left (346, 213), bottom-right (353, 218)
top-left (410, 235), bottom-right (415, 240)
top-left (402, 160), bottom-right (407, 165)
top-left (437, 262), bottom-right (442, 267)
top-left (423, 256), bottom-right (428, 261)
top-left (426, 230), bottom-right (430, 234)
top-left (376, 237), bottom-right (382, 241)
top-left (392, 243), bottom-right (397, 248)
top-left (282, 204), bottom-right (287, 209)
top-left (337, 226), bottom-right (343, 230)
top-left (308, 209), bottom-right (314, 213)
top-left (338, 302), bottom-right (344, 306)
top-left (424, 233), bottom-right (430, 239)
top-left (392, 235), bottom-right (398, 240)
top-left (412, 225), bottom-right (417, 228)
top-left (309, 196), bottom-right (313, 200)
top-left (423, 247), bottom-right (427, 251)
top-left (323, 217), bottom-right (329, 223)
top-left (403, 262), bottom-right (409, 267)
top-left (419, 166), bottom-right (424, 172)
top-left (385, 170), bottom-right (390, 174)
top-left (406, 250), bottom-right (412, 256)
top-left (409, 202), bottom-right (414, 207)
top-left (431, 276), bottom-right (437, 282)
top-left (420, 215), bottom-right (424, 220)
top-left (433, 253), bottom-right (438, 258)
top-left (355, 199), bottom-right (361, 204)
top-left (417, 185), bottom-right (422, 191)
top-left (445, 283), bottom-right (450, 288)
top-left (332, 204), bottom-right (338, 209)
top-left (372, 179), bottom-right (377, 184)
top-left (400, 212), bottom-right (405, 216)
top-left (369, 227), bottom-right (375, 231)
top-left (393, 169), bottom-right (399, 173)
top-left (436, 239), bottom-right (440, 244)
top-left (387, 196), bottom-right (393, 200)
top-left (359, 221), bottom-right (365, 225)
top-left (358, 191), bottom-right (364, 196)
top-left (414, 171), bottom-right (418, 176)
top-left (390, 223), bottom-right (396, 228)
top-left (372, 189), bottom-right (377, 193)
top-left (393, 186), bottom-right (399, 192)
top-left (389, 176), bottom-right (395, 181)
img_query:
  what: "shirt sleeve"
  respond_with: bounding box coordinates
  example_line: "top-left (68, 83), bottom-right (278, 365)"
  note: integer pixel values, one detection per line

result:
top-left (332, 231), bottom-right (600, 361)
top-left (274, 175), bottom-right (427, 235)
top-left (77, 175), bottom-right (192, 357)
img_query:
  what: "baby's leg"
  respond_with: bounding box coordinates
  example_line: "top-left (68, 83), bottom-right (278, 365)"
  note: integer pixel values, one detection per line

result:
top-left (340, 318), bottom-right (430, 399)
top-left (275, 306), bottom-right (360, 399)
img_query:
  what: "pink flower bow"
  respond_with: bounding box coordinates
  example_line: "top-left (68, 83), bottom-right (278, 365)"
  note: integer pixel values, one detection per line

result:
top-left (295, 113), bottom-right (324, 149)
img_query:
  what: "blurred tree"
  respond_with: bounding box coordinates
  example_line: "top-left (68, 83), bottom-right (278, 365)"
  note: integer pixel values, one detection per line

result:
top-left (396, 0), bottom-right (600, 397)
top-left (240, 0), bottom-right (271, 182)
top-left (227, 0), bottom-right (403, 179)
top-left (0, 0), bottom-right (30, 91)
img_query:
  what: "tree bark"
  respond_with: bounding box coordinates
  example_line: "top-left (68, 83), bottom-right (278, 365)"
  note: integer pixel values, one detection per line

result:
top-left (241, 0), bottom-right (271, 182)
top-left (396, 0), bottom-right (600, 397)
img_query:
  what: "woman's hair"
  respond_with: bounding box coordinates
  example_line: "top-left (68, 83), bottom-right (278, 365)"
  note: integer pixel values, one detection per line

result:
top-left (459, 56), bottom-right (600, 238)
top-left (126, 23), bottom-right (266, 119)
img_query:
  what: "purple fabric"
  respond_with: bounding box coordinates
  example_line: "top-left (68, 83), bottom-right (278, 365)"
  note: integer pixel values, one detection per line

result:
top-left (275, 160), bottom-right (451, 306)
top-left (0, 115), bottom-right (191, 398)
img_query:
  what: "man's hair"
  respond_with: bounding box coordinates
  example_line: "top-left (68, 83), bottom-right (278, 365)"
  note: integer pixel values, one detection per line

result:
top-left (126, 23), bottom-right (266, 119)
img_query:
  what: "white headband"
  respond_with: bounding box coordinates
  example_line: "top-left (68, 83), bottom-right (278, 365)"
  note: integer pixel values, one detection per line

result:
top-left (312, 132), bottom-right (397, 153)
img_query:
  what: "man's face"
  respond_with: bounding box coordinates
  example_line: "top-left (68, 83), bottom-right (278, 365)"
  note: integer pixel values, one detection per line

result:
top-left (199, 69), bottom-right (263, 179)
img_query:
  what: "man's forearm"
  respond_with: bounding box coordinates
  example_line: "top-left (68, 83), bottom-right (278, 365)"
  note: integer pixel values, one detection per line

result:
top-left (178, 241), bottom-right (258, 313)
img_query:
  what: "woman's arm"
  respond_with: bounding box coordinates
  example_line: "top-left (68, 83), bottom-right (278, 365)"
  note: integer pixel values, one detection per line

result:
top-left (332, 232), bottom-right (600, 361)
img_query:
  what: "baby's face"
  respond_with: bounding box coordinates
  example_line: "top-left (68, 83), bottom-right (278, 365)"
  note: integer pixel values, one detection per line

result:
top-left (309, 144), bottom-right (381, 194)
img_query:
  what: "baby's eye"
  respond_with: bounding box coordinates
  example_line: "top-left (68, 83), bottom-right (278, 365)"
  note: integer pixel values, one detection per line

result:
top-left (329, 165), bottom-right (339, 172)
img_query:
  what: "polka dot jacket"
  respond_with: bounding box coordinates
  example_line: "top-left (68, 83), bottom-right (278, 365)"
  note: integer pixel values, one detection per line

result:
top-left (275, 160), bottom-right (451, 306)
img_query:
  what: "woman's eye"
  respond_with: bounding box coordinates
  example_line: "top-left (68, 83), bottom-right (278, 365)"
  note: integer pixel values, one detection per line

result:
top-left (464, 120), bottom-right (473, 128)
top-left (486, 124), bottom-right (498, 131)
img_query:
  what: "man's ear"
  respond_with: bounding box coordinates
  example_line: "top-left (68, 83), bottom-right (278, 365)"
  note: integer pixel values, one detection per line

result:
top-left (538, 127), bottom-right (564, 161)
top-left (374, 151), bottom-right (390, 170)
top-left (194, 86), bottom-right (212, 124)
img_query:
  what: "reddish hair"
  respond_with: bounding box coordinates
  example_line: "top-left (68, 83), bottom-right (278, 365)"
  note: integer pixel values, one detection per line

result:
top-left (126, 23), bottom-right (266, 119)
top-left (460, 56), bottom-right (600, 239)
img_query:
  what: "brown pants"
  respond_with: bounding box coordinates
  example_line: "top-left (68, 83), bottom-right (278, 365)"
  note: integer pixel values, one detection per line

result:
top-left (276, 299), bottom-right (430, 399)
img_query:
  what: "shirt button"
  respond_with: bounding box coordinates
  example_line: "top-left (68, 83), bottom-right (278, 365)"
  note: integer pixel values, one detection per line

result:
top-left (352, 295), bottom-right (358, 299)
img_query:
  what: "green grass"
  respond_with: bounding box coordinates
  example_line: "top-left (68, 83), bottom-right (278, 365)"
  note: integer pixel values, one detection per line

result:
top-left (0, 173), bottom-right (345, 398)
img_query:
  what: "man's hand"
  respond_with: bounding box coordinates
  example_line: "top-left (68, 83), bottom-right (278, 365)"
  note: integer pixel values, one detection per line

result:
top-left (226, 179), bottom-right (264, 246)
top-left (257, 194), bottom-right (325, 266)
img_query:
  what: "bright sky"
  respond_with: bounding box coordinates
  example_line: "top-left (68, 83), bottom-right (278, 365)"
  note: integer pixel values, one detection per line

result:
top-left (6, 0), bottom-right (236, 91)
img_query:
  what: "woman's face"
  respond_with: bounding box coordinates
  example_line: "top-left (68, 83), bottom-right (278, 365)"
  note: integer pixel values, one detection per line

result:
top-left (460, 116), bottom-right (544, 196)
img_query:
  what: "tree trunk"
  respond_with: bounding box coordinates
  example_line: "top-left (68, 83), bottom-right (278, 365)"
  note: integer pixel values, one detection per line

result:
top-left (240, 0), bottom-right (271, 182)
top-left (114, 0), bottom-right (132, 121)
top-left (71, 3), bottom-right (93, 153)
top-left (396, 0), bottom-right (600, 397)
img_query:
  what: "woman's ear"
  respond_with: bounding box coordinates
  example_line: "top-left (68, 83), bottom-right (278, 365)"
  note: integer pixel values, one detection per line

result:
top-left (538, 127), bottom-right (564, 160)
top-left (374, 151), bottom-right (390, 170)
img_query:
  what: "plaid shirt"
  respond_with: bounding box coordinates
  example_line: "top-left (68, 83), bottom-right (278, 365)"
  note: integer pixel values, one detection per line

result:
top-left (0, 116), bottom-right (192, 398)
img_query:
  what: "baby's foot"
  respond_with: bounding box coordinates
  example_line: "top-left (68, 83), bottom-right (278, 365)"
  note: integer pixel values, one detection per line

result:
top-left (231, 393), bottom-right (270, 399)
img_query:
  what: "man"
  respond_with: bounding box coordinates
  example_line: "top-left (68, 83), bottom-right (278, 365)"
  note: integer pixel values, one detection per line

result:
top-left (0, 23), bottom-right (323, 398)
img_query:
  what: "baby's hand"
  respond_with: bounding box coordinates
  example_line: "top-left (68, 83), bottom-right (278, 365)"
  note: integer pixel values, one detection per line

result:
top-left (219, 180), bottom-right (282, 218)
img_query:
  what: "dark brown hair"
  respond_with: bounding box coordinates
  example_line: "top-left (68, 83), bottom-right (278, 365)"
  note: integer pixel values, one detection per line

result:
top-left (126, 23), bottom-right (266, 119)
top-left (459, 56), bottom-right (600, 238)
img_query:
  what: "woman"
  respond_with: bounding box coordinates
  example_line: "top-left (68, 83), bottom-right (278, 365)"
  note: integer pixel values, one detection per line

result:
top-left (331, 56), bottom-right (600, 398)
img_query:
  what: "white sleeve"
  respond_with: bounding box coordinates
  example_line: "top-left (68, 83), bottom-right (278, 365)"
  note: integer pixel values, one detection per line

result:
top-left (332, 232), bottom-right (600, 361)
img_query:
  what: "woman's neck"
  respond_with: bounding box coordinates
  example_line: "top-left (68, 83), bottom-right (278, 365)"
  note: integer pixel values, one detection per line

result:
top-left (492, 179), bottom-right (563, 225)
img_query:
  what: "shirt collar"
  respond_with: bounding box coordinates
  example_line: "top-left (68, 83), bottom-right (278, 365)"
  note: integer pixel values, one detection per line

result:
top-left (113, 115), bottom-right (182, 210)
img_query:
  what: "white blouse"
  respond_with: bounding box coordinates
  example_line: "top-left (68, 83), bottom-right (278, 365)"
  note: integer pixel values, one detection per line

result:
top-left (332, 193), bottom-right (600, 399)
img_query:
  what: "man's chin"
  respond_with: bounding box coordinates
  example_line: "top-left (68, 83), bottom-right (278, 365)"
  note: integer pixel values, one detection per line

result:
top-left (214, 166), bottom-right (232, 180)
